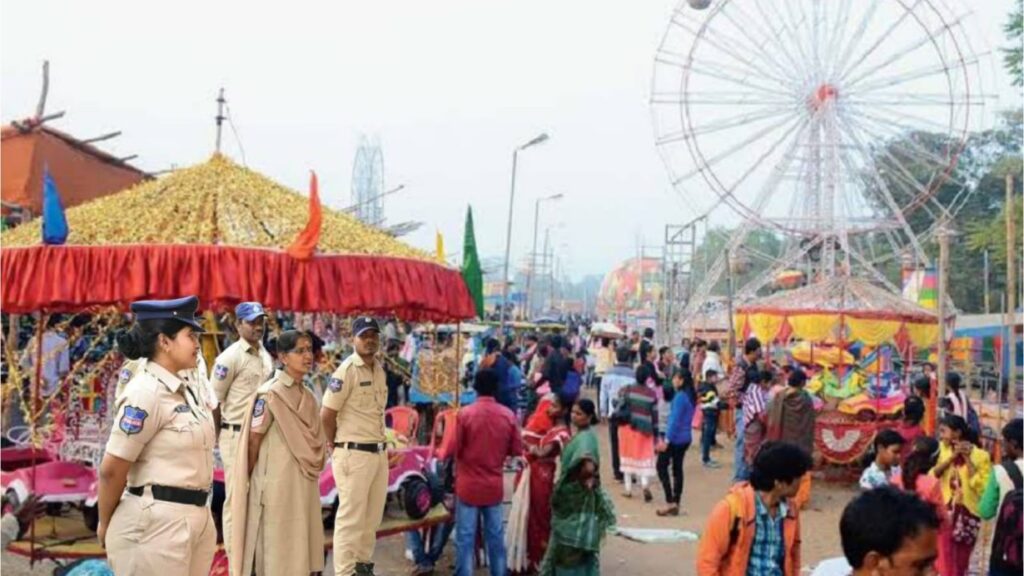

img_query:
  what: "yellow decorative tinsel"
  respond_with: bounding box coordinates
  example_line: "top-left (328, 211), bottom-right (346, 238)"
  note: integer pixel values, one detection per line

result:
top-left (416, 349), bottom-right (459, 396)
top-left (3, 154), bottom-right (430, 260)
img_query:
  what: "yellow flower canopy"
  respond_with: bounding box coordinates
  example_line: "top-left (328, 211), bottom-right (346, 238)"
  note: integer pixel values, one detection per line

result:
top-left (3, 154), bottom-right (430, 261)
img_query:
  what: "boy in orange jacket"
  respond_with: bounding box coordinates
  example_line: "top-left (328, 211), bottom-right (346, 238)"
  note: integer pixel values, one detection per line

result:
top-left (697, 442), bottom-right (811, 576)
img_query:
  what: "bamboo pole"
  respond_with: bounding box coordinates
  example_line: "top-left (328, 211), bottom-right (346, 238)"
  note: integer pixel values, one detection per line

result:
top-left (454, 323), bottom-right (462, 412)
top-left (936, 221), bottom-right (952, 398)
top-left (1005, 174), bottom-right (1018, 412)
top-left (29, 311), bottom-right (45, 566)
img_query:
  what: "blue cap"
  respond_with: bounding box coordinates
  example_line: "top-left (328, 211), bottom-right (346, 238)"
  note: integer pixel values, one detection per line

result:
top-left (353, 316), bottom-right (380, 337)
top-left (235, 302), bottom-right (266, 322)
top-left (130, 296), bottom-right (204, 332)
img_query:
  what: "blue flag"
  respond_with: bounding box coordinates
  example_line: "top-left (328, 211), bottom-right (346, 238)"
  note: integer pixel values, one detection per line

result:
top-left (41, 168), bottom-right (69, 245)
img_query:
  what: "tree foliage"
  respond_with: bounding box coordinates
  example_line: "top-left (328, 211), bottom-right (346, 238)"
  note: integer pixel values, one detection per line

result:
top-left (1005, 0), bottom-right (1023, 87)
top-left (690, 227), bottom-right (784, 296)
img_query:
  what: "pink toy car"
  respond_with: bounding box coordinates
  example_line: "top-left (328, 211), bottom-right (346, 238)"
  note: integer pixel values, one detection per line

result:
top-left (1, 453), bottom-right (96, 525)
top-left (321, 445), bottom-right (441, 524)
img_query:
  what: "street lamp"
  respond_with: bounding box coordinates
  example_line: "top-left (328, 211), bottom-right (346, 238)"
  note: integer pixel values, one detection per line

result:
top-left (526, 192), bottom-right (564, 318)
top-left (500, 132), bottom-right (550, 338)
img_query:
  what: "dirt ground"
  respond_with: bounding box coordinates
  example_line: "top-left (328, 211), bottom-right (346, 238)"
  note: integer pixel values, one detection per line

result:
top-left (2, 398), bottom-right (858, 575)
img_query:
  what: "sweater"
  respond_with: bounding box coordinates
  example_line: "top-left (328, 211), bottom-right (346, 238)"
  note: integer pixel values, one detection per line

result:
top-left (666, 391), bottom-right (695, 445)
top-left (620, 384), bottom-right (658, 435)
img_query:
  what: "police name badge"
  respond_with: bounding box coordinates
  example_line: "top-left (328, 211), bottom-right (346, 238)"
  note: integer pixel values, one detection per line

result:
top-left (251, 398), bottom-right (266, 428)
top-left (329, 377), bottom-right (343, 393)
top-left (174, 404), bottom-right (191, 413)
top-left (119, 406), bottom-right (148, 435)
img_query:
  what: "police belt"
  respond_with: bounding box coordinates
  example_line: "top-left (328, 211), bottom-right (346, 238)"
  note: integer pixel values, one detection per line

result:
top-left (128, 484), bottom-right (209, 507)
top-left (220, 422), bottom-right (242, 432)
top-left (334, 441), bottom-right (387, 453)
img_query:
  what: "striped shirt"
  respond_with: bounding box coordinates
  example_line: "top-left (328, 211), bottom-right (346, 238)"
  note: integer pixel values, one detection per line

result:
top-left (743, 384), bottom-right (768, 424)
top-left (620, 384), bottom-right (658, 435)
top-left (727, 357), bottom-right (753, 400)
top-left (747, 493), bottom-right (786, 576)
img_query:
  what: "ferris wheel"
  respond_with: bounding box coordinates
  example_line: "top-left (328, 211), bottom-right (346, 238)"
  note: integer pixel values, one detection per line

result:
top-left (651, 0), bottom-right (992, 311)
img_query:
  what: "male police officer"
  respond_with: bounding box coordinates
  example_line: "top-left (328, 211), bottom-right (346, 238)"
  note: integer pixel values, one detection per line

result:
top-left (321, 317), bottom-right (388, 576)
top-left (211, 302), bottom-right (273, 555)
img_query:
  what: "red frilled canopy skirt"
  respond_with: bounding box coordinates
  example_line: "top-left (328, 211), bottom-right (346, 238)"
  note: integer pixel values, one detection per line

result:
top-left (1, 244), bottom-right (476, 321)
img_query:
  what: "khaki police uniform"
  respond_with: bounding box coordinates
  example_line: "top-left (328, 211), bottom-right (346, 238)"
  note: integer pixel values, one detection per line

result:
top-left (324, 352), bottom-right (389, 576)
top-left (211, 338), bottom-right (273, 556)
top-left (115, 354), bottom-right (217, 409)
top-left (104, 361), bottom-right (216, 576)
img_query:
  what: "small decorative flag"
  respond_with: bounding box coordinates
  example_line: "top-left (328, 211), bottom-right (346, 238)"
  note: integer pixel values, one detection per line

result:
top-left (41, 167), bottom-right (69, 245)
top-left (435, 229), bottom-right (446, 264)
top-left (286, 171), bottom-right (322, 260)
top-left (461, 207), bottom-right (484, 318)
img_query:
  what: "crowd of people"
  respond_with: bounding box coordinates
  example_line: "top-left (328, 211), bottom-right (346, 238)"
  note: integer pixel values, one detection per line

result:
top-left (4, 298), bottom-right (1022, 576)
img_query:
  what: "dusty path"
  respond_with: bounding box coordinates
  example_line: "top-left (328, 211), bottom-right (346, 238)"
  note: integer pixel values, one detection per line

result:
top-left (2, 400), bottom-right (857, 575)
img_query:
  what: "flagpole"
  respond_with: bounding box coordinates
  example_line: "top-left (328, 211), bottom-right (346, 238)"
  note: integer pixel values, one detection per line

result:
top-left (215, 88), bottom-right (226, 153)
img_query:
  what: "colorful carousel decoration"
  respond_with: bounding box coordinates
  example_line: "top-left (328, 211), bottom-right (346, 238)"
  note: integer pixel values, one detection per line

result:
top-left (733, 275), bottom-right (951, 466)
top-left (1, 154), bottom-right (475, 565)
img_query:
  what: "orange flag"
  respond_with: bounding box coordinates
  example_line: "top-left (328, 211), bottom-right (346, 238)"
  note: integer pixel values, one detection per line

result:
top-left (286, 171), bottom-right (322, 260)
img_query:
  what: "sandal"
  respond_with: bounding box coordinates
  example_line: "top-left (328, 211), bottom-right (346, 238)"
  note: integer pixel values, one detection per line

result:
top-left (643, 488), bottom-right (653, 503)
top-left (656, 505), bottom-right (680, 517)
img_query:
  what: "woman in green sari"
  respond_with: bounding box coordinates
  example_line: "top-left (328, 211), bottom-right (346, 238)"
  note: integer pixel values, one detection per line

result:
top-left (540, 398), bottom-right (617, 576)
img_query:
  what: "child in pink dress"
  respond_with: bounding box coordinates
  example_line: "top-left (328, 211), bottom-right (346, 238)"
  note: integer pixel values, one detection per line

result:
top-left (894, 436), bottom-right (950, 575)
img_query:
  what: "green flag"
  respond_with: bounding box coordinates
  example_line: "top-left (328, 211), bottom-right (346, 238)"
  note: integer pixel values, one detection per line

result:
top-left (461, 206), bottom-right (484, 318)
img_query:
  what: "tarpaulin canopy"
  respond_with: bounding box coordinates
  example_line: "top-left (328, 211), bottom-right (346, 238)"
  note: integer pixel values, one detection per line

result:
top-left (734, 276), bottom-right (948, 348)
top-left (1, 155), bottom-right (476, 321)
top-left (1, 124), bottom-right (148, 215)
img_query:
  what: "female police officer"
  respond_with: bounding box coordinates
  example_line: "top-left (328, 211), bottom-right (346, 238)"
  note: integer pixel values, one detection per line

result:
top-left (97, 296), bottom-right (217, 575)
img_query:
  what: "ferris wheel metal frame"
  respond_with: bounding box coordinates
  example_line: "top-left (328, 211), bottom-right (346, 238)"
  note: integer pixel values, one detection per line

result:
top-left (351, 135), bottom-right (386, 227)
top-left (650, 0), bottom-right (994, 321)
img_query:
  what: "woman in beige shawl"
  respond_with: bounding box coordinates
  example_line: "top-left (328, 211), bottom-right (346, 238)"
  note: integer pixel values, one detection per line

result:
top-left (230, 330), bottom-right (327, 576)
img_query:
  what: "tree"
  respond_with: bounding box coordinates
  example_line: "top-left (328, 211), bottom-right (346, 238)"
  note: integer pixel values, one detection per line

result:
top-left (856, 110), bottom-right (1023, 313)
top-left (690, 227), bottom-right (784, 297)
top-left (967, 196), bottom-right (1023, 264)
top-left (1005, 0), bottom-right (1023, 87)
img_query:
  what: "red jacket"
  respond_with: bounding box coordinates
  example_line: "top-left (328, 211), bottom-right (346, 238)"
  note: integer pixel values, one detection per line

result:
top-left (697, 483), bottom-right (801, 576)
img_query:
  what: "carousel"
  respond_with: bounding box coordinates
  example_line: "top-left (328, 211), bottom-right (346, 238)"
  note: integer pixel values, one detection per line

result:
top-left (0, 154), bottom-right (475, 570)
top-left (734, 275), bottom-right (950, 467)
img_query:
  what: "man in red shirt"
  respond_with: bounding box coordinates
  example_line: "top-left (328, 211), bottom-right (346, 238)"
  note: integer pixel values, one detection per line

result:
top-left (448, 368), bottom-right (522, 576)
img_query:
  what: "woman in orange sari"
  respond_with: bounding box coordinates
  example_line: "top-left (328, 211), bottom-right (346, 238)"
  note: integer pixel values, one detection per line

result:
top-left (508, 394), bottom-right (572, 573)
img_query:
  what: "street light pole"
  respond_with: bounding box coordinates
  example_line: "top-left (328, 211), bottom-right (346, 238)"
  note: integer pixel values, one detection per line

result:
top-left (527, 193), bottom-right (564, 319)
top-left (500, 133), bottom-right (549, 340)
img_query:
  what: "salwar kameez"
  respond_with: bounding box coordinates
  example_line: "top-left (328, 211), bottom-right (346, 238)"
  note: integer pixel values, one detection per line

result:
top-left (539, 428), bottom-right (616, 576)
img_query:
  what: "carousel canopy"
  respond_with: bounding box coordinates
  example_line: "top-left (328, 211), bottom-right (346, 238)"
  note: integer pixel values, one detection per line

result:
top-left (734, 276), bottom-right (945, 348)
top-left (1, 155), bottom-right (476, 321)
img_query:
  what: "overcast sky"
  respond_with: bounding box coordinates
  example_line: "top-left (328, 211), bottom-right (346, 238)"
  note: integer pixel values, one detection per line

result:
top-left (3, 0), bottom-right (1020, 280)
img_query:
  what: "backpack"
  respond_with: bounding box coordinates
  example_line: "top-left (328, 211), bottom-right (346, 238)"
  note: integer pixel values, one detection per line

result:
top-left (726, 492), bottom-right (743, 547)
top-left (990, 461), bottom-right (1023, 572)
top-left (965, 403), bottom-right (982, 437)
